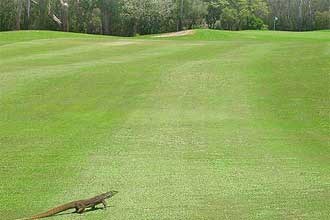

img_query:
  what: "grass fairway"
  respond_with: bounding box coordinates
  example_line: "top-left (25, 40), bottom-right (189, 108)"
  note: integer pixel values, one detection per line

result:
top-left (0, 29), bottom-right (329, 220)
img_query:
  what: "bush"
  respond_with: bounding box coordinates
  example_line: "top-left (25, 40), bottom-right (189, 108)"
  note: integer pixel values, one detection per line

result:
top-left (247, 15), bottom-right (264, 30)
top-left (261, 24), bottom-right (269, 30)
top-left (315, 11), bottom-right (330, 30)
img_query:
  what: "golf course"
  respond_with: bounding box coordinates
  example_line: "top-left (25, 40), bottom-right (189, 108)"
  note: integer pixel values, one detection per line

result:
top-left (0, 29), bottom-right (329, 219)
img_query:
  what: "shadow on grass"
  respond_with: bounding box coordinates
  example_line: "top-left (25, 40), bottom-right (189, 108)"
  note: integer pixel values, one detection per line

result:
top-left (54, 206), bottom-right (115, 217)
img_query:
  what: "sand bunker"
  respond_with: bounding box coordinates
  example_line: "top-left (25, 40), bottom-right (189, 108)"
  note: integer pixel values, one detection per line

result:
top-left (154, 30), bottom-right (195, 38)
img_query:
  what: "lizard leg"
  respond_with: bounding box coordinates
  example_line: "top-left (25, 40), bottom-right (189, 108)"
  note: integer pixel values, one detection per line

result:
top-left (76, 203), bottom-right (86, 214)
top-left (102, 200), bottom-right (107, 209)
top-left (75, 205), bottom-right (80, 213)
top-left (77, 207), bottom-right (85, 214)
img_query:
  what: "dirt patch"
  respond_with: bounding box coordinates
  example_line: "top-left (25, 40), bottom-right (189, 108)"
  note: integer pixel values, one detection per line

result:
top-left (153, 30), bottom-right (195, 38)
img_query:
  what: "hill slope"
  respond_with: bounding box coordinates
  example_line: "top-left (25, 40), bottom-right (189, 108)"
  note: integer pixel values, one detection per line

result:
top-left (0, 30), bottom-right (329, 220)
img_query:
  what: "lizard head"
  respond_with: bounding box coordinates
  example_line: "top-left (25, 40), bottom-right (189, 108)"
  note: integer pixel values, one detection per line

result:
top-left (103, 191), bottom-right (119, 199)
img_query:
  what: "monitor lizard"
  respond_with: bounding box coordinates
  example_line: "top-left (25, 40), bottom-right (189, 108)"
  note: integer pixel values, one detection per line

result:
top-left (19, 191), bottom-right (118, 219)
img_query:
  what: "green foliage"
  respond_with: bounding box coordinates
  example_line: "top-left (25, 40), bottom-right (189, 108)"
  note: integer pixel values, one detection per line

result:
top-left (205, 0), bottom-right (269, 30)
top-left (89, 8), bottom-right (102, 33)
top-left (221, 7), bottom-right (239, 30)
top-left (206, 0), bottom-right (228, 28)
top-left (315, 11), bottom-right (330, 30)
top-left (0, 1), bottom-right (329, 40)
top-left (184, 0), bottom-right (207, 29)
top-left (0, 0), bottom-right (16, 31)
top-left (246, 15), bottom-right (264, 30)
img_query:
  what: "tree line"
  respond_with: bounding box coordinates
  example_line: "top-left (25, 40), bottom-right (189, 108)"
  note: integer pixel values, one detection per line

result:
top-left (0, 0), bottom-right (329, 36)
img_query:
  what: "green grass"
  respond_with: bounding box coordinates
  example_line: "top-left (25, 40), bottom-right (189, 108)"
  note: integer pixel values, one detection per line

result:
top-left (0, 29), bottom-right (329, 220)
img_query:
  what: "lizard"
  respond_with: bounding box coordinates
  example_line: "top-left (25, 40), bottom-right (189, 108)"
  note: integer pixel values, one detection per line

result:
top-left (19, 191), bottom-right (118, 220)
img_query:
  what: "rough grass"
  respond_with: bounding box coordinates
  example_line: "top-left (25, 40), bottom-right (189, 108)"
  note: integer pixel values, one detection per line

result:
top-left (0, 30), bottom-right (329, 220)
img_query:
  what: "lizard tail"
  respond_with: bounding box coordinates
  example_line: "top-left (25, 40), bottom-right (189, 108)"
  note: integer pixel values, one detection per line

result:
top-left (21, 202), bottom-right (76, 219)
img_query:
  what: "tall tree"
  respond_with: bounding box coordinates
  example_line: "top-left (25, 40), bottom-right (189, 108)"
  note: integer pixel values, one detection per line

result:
top-left (98, 0), bottom-right (111, 34)
top-left (206, 0), bottom-right (229, 29)
top-left (60, 0), bottom-right (69, 31)
top-left (26, 0), bottom-right (31, 29)
top-left (16, 0), bottom-right (23, 30)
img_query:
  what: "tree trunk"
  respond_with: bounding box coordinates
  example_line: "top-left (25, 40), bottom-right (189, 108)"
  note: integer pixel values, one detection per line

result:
top-left (101, 1), bottom-right (110, 35)
top-left (26, 0), bottom-right (31, 29)
top-left (60, 0), bottom-right (69, 31)
top-left (298, 0), bottom-right (303, 31)
top-left (16, 0), bottom-right (23, 30)
top-left (287, 0), bottom-right (290, 19)
top-left (308, 0), bottom-right (313, 30)
top-left (178, 0), bottom-right (184, 31)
